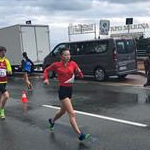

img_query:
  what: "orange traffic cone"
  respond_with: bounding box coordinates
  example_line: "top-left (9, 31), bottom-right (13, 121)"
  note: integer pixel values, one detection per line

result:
top-left (21, 91), bottom-right (28, 103)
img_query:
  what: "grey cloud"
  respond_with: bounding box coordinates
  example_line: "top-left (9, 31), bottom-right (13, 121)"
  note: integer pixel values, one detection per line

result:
top-left (98, 0), bottom-right (150, 4)
top-left (47, 0), bottom-right (92, 11)
top-left (0, 0), bottom-right (150, 28)
top-left (7, 0), bottom-right (92, 11)
top-left (64, 2), bottom-right (150, 25)
top-left (0, 0), bottom-right (93, 25)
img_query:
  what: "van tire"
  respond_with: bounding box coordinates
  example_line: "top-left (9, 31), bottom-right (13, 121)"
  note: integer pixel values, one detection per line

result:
top-left (94, 67), bottom-right (107, 81)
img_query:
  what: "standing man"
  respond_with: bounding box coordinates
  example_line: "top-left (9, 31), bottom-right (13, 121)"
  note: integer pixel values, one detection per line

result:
top-left (144, 45), bottom-right (150, 76)
top-left (21, 52), bottom-right (34, 91)
top-left (0, 46), bottom-right (12, 119)
top-left (143, 45), bottom-right (150, 87)
top-left (144, 53), bottom-right (150, 87)
top-left (144, 57), bottom-right (149, 76)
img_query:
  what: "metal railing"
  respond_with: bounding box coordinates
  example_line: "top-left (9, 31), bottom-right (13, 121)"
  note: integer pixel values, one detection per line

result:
top-left (136, 49), bottom-right (147, 58)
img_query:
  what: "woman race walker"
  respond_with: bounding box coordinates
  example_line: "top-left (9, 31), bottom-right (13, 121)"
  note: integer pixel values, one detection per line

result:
top-left (43, 47), bottom-right (91, 141)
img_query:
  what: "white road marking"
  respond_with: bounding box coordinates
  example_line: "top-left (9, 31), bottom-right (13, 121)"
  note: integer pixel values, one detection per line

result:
top-left (42, 104), bottom-right (148, 128)
top-left (100, 82), bottom-right (142, 87)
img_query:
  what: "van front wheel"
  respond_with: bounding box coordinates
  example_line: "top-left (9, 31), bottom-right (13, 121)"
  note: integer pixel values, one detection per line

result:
top-left (94, 68), bottom-right (107, 81)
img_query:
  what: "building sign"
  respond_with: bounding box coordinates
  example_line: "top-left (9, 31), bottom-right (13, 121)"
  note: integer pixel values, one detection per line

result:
top-left (126, 18), bottom-right (133, 25)
top-left (26, 20), bottom-right (31, 24)
top-left (99, 20), bottom-right (110, 35)
top-left (68, 23), bottom-right (96, 41)
top-left (68, 24), bottom-right (96, 35)
top-left (110, 23), bottom-right (149, 32)
top-left (110, 32), bottom-right (144, 39)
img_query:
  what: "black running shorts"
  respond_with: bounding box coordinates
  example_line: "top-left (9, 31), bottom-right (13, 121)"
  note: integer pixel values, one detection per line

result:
top-left (0, 83), bottom-right (7, 94)
top-left (58, 86), bottom-right (72, 100)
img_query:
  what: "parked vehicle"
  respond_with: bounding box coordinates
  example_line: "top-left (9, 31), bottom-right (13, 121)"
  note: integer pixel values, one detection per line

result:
top-left (0, 24), bottom-right (50, 71)
top-left (43, 38), bottom-right (137, 81)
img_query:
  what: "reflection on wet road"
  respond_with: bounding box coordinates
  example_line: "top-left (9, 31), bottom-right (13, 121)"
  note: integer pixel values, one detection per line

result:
top-left (0, 75), bottom-right (150, 150)
top-left (7, 76), bottom-right (150, 125)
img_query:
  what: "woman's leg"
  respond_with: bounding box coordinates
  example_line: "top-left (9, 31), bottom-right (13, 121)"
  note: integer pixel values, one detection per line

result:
top-left (0, 91), bottom-right (9, 119)
top-left (24, 72), bottom-right (32, 90)
top-left (0, 91), bottom-right (9, 108)
top-left (0, 92), bottom-right (2, 108)
top-left (52, 104), bottom-right (66, 122)
top-left (61, 98), bottom-right (81, 135)
top-left (24, 72), bottom-right (29, 83)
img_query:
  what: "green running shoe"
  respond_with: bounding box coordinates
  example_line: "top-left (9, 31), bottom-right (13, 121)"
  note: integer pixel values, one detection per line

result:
top-left (48, 118), bottom-right (54, 131)
top-left (0, 109), bottom-right (5, 120)
top-left (78, 133), bottom-right (91, 141)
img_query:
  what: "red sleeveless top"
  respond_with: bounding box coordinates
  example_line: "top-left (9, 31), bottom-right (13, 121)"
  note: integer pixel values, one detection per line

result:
top-left (0, 59), bottom-right (7, 82)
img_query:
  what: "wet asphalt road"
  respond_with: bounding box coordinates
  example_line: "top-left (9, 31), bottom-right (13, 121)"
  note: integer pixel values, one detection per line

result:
top-left (0, 74), bottom-right (150, 150)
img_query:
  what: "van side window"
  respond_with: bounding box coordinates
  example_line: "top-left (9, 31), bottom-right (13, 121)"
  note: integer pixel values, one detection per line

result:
top-left (84, 42), bottom-right (96, 54)
top-left (76, 44), bottom-right (84, 55)
top-left (69, 41), bottom-right (108, 55)
top-left (53, 44), bottom-right (66, 56)
top-left (69, 43), bottom-right (84, 55)
top-left (94, 41), bottom-right (108, 53)
top-left (69, 44), bottom-right (78, 55)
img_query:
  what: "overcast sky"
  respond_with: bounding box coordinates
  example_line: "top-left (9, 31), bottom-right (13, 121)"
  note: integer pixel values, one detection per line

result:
top-left (1, 0), bottom-right (150, 49)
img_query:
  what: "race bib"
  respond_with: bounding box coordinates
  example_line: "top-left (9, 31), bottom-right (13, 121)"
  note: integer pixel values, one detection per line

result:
top-left (0, 69), bottom-right (6, 77)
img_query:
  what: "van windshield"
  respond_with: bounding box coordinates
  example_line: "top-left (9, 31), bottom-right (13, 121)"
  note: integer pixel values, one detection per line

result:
top-left (116, 39), bottom-right (135, 54)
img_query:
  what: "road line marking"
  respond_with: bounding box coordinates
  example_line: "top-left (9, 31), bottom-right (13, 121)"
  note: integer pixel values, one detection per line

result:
top-left (42, 104), bottom-right (148, 128)
top-left (76, 80), bottom-right (143, 88)
top-left (99, 82), bottom-right (143, 87)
